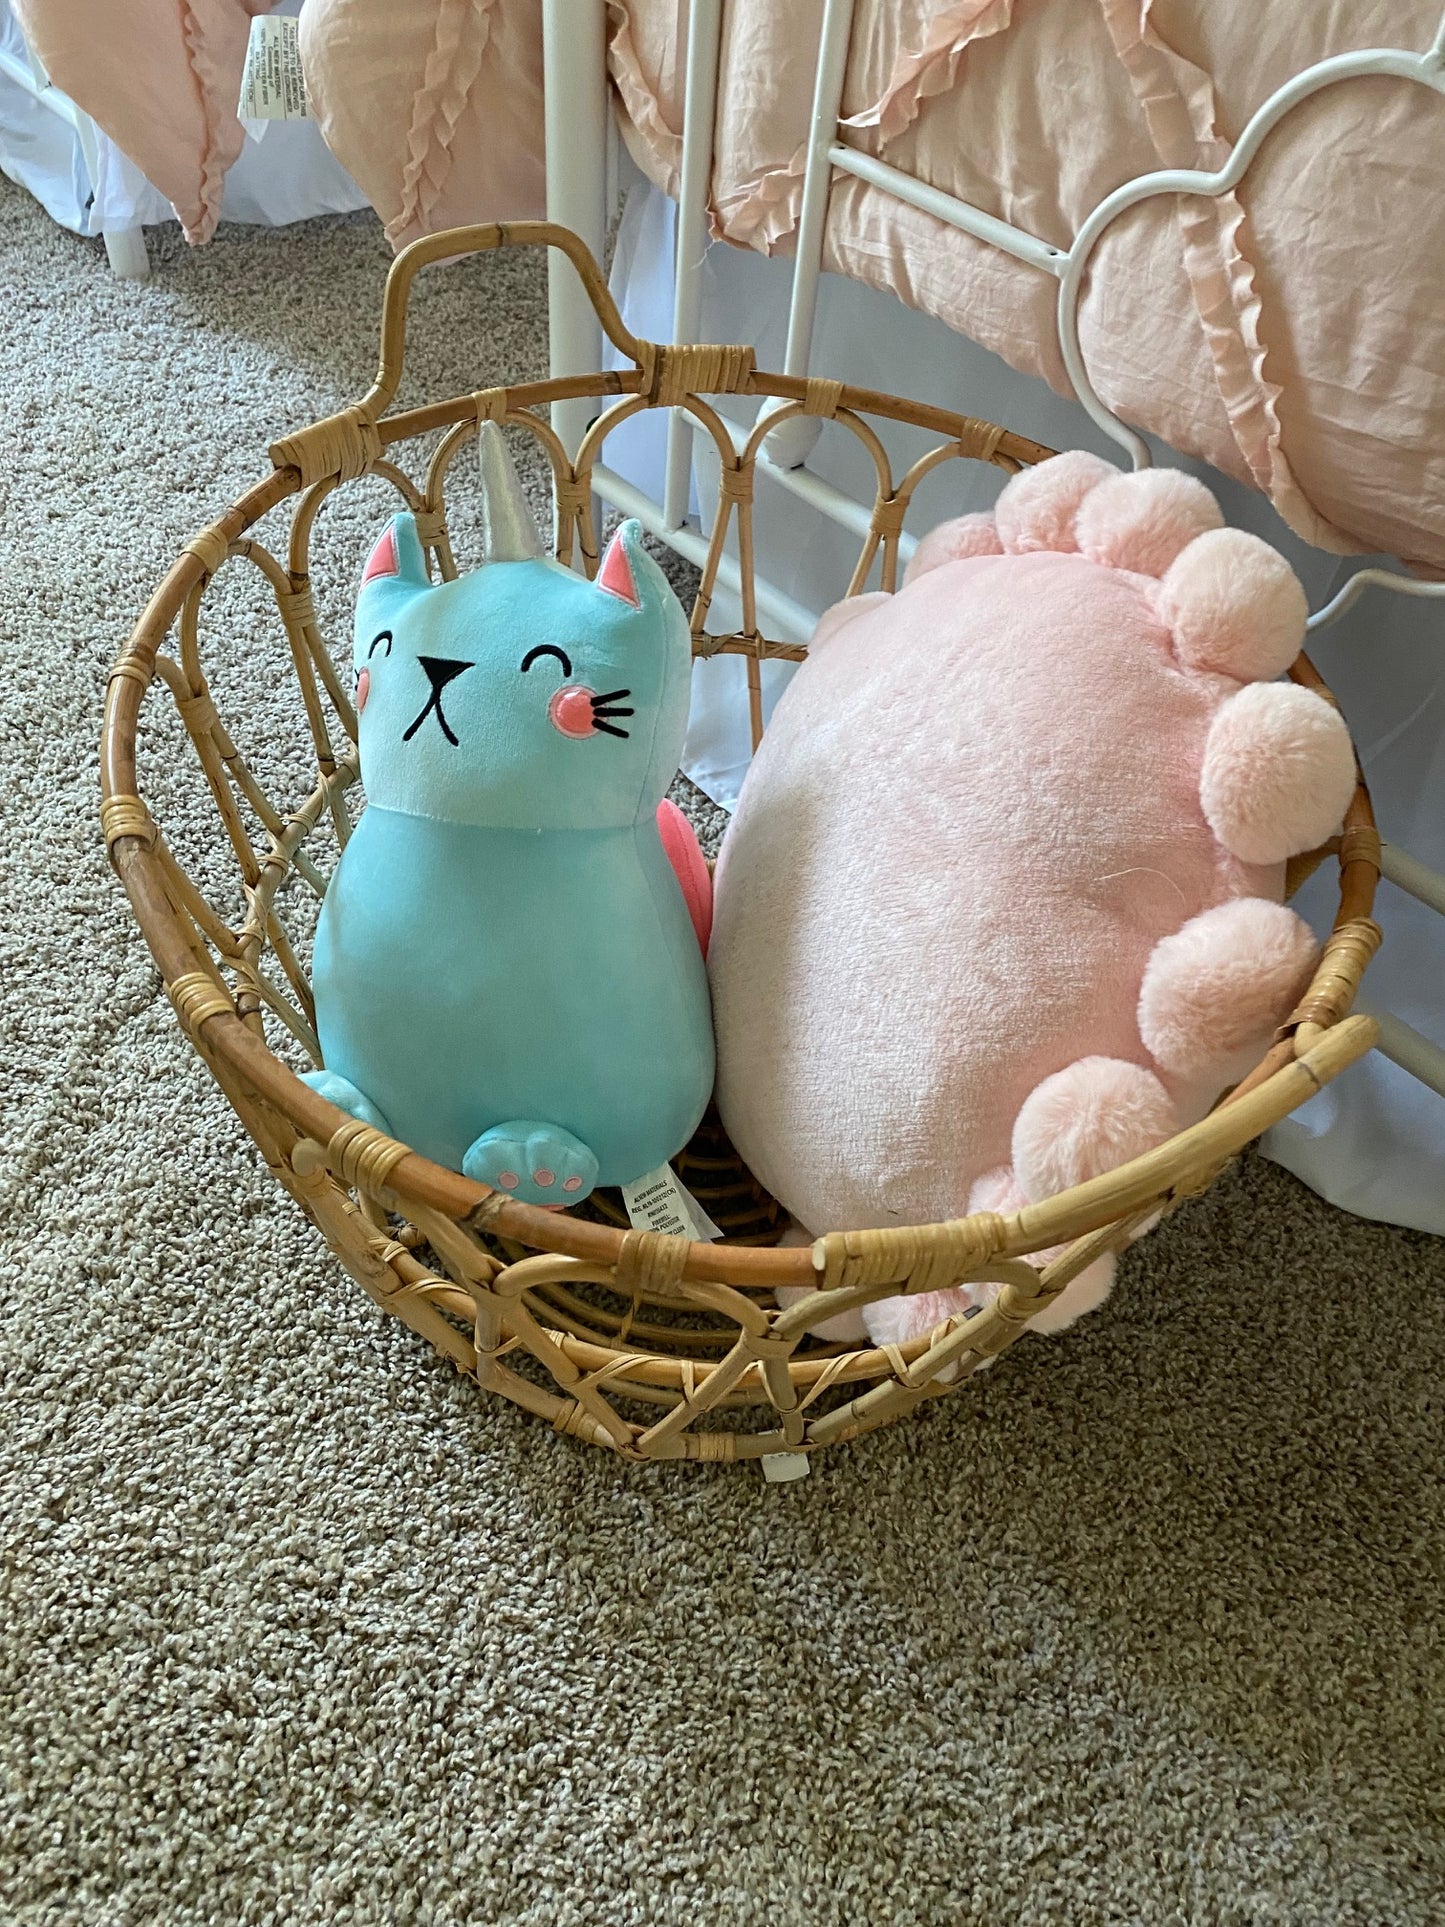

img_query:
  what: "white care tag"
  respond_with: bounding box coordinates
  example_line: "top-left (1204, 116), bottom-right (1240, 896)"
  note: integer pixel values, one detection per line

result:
top-left (620, 1164), bottom-right (722, 1242)
top-left (238, 15), bottom-right (310, 124)
top-left (761, 1452), bottom-right (811, 1483)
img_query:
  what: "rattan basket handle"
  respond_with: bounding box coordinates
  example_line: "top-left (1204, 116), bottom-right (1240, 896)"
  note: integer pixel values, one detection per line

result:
top-left (268, 221), bottom-right (759, 488)
top-left (368, 222), bottom-right (644, 420)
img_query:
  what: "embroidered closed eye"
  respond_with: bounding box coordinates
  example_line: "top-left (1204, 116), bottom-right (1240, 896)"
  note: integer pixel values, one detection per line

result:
top-left (368, 631), bottom-right (393, 659)
top-left (520, 644), bottom-right (572, 677)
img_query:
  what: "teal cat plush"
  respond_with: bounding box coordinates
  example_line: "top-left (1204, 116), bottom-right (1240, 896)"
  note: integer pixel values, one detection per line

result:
top-left (303, 425), bottom-right (715, 1206)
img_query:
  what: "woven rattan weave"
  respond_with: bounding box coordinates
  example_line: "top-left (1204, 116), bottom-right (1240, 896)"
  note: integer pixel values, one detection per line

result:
top-left (101, 224), bottom-right (1381, 1462)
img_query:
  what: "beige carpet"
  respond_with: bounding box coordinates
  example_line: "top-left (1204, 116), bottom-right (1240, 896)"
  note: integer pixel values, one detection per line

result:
top-left (1, 179), bottom-right (1443, 1925)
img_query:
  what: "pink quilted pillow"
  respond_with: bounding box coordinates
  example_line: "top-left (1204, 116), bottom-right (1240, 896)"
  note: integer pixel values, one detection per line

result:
top-left (708, 455), bottom-right (1356, 1348)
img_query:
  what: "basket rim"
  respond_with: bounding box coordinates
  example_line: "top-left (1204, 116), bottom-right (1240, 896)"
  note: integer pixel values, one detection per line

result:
top-left (99, 222), bottom-right (1383, 1301)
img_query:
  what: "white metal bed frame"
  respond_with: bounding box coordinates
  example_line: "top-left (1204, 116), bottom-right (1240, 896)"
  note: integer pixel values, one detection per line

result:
top-left (540, 0), bottom-right (1445, 1106)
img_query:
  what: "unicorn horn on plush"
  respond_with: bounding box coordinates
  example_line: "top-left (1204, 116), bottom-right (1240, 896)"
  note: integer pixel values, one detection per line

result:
top-left (303, 423), bottom-right (715, 1206)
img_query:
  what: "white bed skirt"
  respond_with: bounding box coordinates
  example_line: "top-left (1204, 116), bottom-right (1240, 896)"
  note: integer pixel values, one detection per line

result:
top-left (609, 181), bottom-right (1445, 1237)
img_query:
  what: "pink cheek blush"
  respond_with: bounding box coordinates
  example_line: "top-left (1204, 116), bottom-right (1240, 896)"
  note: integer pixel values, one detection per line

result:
top-left (549, 684), bottom-right (597, 738)
top-left (355, 666), bottom-right (370, 714)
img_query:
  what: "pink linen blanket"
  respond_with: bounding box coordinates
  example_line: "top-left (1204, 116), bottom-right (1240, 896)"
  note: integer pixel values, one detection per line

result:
top-left (609, 0), bottom-right (1445, 573)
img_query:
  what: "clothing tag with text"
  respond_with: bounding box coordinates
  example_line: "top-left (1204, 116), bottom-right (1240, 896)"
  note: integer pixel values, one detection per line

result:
top-left (238, 16), bottom-right (310, 124)
top-left (620, 1165), bottom-right (722, 1242)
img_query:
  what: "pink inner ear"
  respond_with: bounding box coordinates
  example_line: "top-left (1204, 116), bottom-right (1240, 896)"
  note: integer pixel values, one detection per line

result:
top-left (597, 531), bottom-right (640, 607)
top-left (362, 525), bottom-right (398, 583)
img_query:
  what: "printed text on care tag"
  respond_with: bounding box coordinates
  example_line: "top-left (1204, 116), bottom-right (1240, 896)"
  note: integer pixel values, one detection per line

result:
top-left (238, 16), bottom-right (310, 122)
top-left (619, 1165), bottom-right (722, 1242)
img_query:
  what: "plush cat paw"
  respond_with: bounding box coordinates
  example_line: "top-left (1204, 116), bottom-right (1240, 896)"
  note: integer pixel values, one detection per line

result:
top-left (463, 1121), bottom-right (599, 1206)
top-left (301, 1069), bottom-right (392, 1136)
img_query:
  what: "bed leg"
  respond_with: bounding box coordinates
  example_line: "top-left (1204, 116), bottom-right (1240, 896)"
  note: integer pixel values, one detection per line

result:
top-left (102, 225), bottom-right (149, 279)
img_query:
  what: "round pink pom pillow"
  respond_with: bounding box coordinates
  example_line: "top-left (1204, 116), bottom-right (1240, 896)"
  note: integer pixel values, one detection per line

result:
top-left (708, 454), bottom-right (1356, 1348)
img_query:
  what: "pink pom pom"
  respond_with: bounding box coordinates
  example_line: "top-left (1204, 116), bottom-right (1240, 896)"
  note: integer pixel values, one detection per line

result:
top-left (967, 1165), bottom-right (1028, 1216)
top-left (1158, 528), bottom-right (1307, 681)
top-left (964, 1166), bottom-right (1117, 1333)
top-left (1012, 1057), bottom-right (1178, 1202)
top-left (1075, 468), bottom-right (1223, 577)
top-left (1027, 1257), bottom-right (1117, 1334)
top-left (994, 450), bottom-right (1117, 555)
top-left (1201, 682), bottom-right (1357, 864)
top-left (902, 512), bottom-right (1003, 585)
top-left (1138, 899), bottom-right (1318, 1079)
top-left (862, 1285), bottom-right (992, 1356)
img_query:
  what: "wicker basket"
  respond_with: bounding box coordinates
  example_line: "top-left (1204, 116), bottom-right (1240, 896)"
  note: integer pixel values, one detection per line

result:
top-left (101, 223), bottom-right (1382, 1464)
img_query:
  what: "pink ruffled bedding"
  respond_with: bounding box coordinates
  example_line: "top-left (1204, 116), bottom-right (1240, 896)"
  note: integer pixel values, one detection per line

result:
top-left (298, 0), bottom-right (545, 251)
top-left (29, 0), bottom-right (1442, 570)
top-left (13, 0), bottom-right (271, 244)
top-left (11, 0), bottom-right (546, 251)
top-left (610, 0), bottom-right (1445, 573)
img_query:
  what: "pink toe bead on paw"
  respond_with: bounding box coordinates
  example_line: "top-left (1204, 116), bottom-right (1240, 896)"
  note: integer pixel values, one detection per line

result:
top-left (533, 1167), bottom-right (555, 1188)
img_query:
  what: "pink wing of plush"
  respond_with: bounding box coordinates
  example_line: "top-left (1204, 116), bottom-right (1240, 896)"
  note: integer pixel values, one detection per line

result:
top-left (656, 799), bottom-right (713, 957)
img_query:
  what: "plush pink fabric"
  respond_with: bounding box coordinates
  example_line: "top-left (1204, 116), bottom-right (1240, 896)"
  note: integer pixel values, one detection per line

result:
top-left (1159, 529), bottom-right (1309, 680)
top-left (709, 457), bottom-right (1349, 1348)
top-left (1075, 469), bottom-right (1222, 575)
top-left (863, 1164), bottom-right (1119, 1351)
top-left (991, 451), bottom-right (1115, 557)
top-left (656, 799), bottom-right (713, 957)
top-left (901, 514), bottom-right (1002, 585)
top-left (1201, 682), bottom-right (1358, 865)
top-left (612, 0), bottom-right (1445, 572)
top-left (1011, 1058), bottom-right (1177, 1204)
top-left (1138, 898), bottom-right (1319, 1079)
top-left (15, 0), bottom-right (269, 243)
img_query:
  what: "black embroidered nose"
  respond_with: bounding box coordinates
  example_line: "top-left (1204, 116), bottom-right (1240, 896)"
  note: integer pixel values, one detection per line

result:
top-left (404, 656), bottom-right (473, 746)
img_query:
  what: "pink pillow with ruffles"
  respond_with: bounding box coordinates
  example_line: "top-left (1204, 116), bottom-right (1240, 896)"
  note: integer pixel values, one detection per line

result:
top-left (708, 454), bottom-right (1356, 1348)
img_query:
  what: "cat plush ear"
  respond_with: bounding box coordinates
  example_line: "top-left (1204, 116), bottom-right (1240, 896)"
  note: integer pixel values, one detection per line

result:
top-left (596, 520), bottom-right (650, 609)
top-left (361, 513), bottom-right (429, 591)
